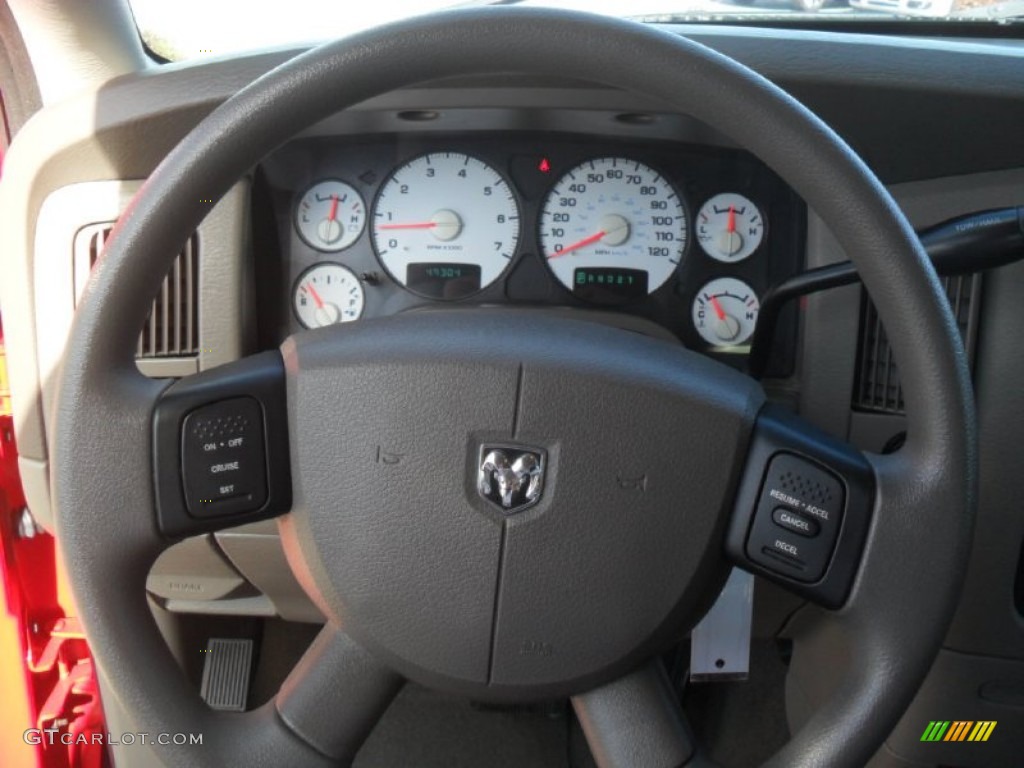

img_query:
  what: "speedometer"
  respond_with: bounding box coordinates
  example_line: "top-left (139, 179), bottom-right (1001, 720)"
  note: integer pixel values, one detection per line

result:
top-left (539, 157), bottom-right (686, 303)
top-left (372, 152), bottom-right (520, 300)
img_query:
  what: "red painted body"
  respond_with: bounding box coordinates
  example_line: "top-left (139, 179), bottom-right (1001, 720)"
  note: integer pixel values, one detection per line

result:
top-left (0, 321), bottom-right (108, 768)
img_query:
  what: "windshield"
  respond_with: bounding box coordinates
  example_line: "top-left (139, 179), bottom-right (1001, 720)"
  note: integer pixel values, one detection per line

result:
top-left (131, 0), bottom-right (1019, 61)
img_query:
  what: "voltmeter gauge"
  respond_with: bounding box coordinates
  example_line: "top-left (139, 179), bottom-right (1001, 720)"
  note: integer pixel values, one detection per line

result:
top-left (696, 193), bottom-right (764, 263)
top-left (293, 263), bottom-right (364, 328)
top-left (296, 180), bottom-right (366, 252)
top-left (692, 277), bottom-right (760, 349)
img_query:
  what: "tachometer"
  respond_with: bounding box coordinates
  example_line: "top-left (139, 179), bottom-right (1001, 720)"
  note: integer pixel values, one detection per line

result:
top-left (539, 157), bottom-right (686, 303)
top-left (372, 152), bottom-right (520, 300)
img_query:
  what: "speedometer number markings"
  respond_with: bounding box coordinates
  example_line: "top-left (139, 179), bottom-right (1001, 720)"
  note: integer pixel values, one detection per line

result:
top-left (539, 157), bottom-right (686, 302)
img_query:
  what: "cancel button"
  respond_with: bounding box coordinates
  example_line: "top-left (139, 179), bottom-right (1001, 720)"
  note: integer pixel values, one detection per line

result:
top-left (772, 507), bottom-right (820, 538)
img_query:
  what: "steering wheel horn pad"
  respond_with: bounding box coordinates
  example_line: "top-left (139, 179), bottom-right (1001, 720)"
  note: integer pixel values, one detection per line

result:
top-left (279, 311), bottom-right (762, 697)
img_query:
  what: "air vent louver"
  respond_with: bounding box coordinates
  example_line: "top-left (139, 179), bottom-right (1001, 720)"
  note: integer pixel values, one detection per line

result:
top-left (74, 223), bottom-right (199, 359)
top-left (853, 274), bottom-right (981, 415)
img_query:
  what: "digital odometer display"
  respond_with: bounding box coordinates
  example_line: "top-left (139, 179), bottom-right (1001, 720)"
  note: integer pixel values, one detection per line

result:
top-left (539, 157), bottom-right (686, 303)
top-left (406, 262), bottom-right (482, 300)
top-left (573, 267), bottom-right (648, 302)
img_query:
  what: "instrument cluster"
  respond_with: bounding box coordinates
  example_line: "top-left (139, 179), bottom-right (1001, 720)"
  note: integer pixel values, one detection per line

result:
top-left (257, 133), bottom-right (804, 375)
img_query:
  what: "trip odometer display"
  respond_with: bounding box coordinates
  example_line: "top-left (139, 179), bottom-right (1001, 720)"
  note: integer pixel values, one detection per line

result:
top-left (539, 157), bottom-right (686, 303)
top-left (372, 152), bottom-right (520, 300)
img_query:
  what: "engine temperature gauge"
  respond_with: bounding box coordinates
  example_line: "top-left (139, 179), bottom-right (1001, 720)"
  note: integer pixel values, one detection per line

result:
top-left (696, 193), bottom-right (764, 263)
top-left (293, 263), bottom-right (364, 328)
top-left (692, 277), bottom-right (760, 349)
top-left (296, 180), bottom-right (366, 251)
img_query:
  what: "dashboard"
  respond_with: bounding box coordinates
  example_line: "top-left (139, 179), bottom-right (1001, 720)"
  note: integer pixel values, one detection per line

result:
top-left (3, 17), bottom-right (1024, 767)
top-left (256, 132), bottom-right (804, 376)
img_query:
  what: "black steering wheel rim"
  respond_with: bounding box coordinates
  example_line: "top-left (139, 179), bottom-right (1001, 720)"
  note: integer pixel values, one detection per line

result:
top-left (53, 8), bottom-right (975, 767)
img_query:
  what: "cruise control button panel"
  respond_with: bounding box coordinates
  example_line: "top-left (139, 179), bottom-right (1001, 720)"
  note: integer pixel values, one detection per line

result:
top-left (152, 351), bottom-right (292, 538)
top-left (182, 397), bottom-right (267, 518)
top-left (745, 452), bottom-right (845, 582)
top-left (725, 405), bottom-right (875, 608)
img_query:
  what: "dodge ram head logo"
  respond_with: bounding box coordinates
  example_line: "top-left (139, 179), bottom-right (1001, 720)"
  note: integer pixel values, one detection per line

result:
top-left (478, 447), bottom-right (545, 513)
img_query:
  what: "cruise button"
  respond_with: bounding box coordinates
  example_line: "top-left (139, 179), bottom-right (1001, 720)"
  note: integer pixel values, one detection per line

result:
top-left (772, 507), bottom-right (820, 538)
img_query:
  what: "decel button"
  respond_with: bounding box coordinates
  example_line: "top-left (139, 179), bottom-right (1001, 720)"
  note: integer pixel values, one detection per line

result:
top-left (772, 507), bottom-right (820, 537)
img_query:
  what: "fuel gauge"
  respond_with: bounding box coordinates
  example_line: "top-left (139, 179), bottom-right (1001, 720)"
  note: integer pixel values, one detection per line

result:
top-left (293, 263), bottom-right (364, 328)
top-left (296, 180), bottom-right (366, 252)
top-left (692, 277), bottom-right (760, 349)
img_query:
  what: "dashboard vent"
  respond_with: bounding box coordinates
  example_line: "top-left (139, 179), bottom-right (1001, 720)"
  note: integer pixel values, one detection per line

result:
top-left (853, 274), bottom-right (981, 415)
top-left (74, 223), bottom-right (199, 358)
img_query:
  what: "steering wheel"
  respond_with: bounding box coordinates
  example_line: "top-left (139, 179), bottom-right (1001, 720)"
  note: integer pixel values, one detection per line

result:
top-left (53, 8), bottom-right (975, 767)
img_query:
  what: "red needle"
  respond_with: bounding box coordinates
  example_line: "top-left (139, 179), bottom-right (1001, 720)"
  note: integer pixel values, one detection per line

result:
top-left (709, 295), bottom-right (727, 321)
top-left (305, 283), bottom-right (325, 309)
top-left (549, 230), bottom-right (606, 259)
top-left (727, 205), bottom-right (736, 234)
top-left (327, 195), bottom-right (339, 222)
top-left (377, 221), bottom-right (438, 230)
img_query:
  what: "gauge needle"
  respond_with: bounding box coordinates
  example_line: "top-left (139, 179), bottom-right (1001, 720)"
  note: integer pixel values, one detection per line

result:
top-left (709, 295), bottom-right (727, 321)
top-left (377, 221), bottom-right (438, 230)
top-left (727, 205), bottom-right (736, 234)
top-left (304, 283), bottom-right (325, 309)
top-left (549, 230), bottom-right (606, 259)
top-left (327, 195), bottom-right (339, 222)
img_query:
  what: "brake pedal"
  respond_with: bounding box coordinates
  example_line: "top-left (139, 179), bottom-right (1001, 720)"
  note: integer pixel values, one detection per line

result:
top-left (200, 638), bottom-right (254, 711)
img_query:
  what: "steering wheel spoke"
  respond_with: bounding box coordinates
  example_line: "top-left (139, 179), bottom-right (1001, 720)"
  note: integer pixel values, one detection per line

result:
top-left (571, 660), bottom-right (707, 768)
top-left (724, 405), bottom-right (876, 608)
top-left (275, 623), bottom-right (404, 763)
top-left (152, 350), bottom-right (292, 538)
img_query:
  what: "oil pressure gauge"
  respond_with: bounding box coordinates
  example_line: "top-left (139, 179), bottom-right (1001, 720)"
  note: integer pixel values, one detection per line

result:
top-left (692, 277), bottom-right (760, 349)
top-left (696, 193), bottom-right (764, 263)
top-left (293, 263), bottom-right (364, 328)
top-left (296, 180), bottom-right (366, 251)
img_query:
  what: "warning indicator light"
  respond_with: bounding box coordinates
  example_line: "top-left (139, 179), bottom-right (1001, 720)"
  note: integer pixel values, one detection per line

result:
top-left (538, 158), bottom-right (552, 173)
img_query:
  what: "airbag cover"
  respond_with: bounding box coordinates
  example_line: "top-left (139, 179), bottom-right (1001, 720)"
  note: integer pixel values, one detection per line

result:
top-left (279, 311), bottom-right (763, 698)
